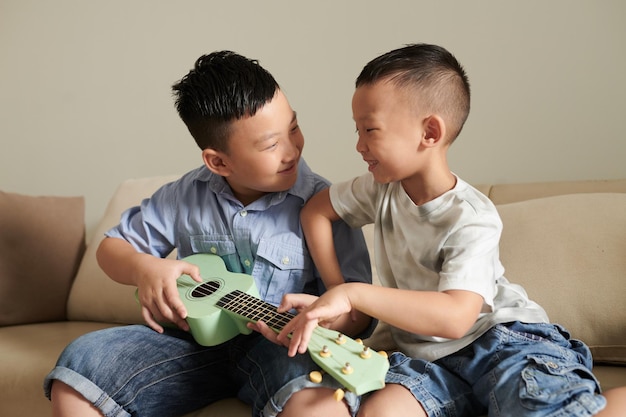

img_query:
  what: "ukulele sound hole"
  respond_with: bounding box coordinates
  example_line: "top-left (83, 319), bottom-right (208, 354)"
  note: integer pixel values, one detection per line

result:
top-left (191, 281), bottom-right (221, 298)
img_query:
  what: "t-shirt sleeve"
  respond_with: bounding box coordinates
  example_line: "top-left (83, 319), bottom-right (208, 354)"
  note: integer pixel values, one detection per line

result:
top-left (329, 173), bottom-right (379, 228)
top-left (438, 214), bottom-right (503, 308)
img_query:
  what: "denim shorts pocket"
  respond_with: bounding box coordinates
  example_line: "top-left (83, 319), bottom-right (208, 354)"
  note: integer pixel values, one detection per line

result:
top-left (520, 354), bottom-right (599, 410)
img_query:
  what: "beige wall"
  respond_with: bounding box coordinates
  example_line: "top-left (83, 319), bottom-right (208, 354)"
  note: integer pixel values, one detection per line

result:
top-left (2, 0), bottom-right (625, 235)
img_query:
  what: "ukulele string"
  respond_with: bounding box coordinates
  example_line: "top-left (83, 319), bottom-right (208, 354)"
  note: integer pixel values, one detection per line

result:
top-left (193, 281), bottom-right (361, 373)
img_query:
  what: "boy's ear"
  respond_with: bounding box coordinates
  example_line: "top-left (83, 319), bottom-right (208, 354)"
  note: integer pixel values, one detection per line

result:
top-left (422, 115), bottom-right (446, 147)
top-left (202, 148), bottom-right (232, 176)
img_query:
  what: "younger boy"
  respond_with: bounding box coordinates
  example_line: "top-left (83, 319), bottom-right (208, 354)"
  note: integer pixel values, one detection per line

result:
top-left (44, 50), bottom-right (372, 417)
top-left (279, 44), bottom-right (626, 416)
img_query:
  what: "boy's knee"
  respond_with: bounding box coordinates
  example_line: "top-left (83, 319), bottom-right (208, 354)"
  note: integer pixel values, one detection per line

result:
top-left (358, 384), bottom-right (425, 417)
top-left (279, 387), bottom-right (351, 417)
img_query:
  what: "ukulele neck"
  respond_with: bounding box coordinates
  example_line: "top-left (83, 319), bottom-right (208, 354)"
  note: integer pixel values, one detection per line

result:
top-left (216, 290), bottom-right (294, 332)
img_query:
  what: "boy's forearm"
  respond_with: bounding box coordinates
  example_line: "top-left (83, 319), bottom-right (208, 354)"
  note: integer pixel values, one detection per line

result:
top-left (345, 283), bottom-right (484, 340)
top-left (96, 237), bottom-right (151, 286)
top-left (301, 189), bottom-right (344, 287)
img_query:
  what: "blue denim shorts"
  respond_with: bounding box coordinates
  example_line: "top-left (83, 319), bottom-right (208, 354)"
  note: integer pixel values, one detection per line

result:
top-left (44, 325), bottom-right (359, 417)
top-left (384, 322), bottom-right (606, 417)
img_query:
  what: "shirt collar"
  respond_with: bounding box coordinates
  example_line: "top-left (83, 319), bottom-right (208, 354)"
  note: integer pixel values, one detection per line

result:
top-left (194, 159), bottom-right (317, 207)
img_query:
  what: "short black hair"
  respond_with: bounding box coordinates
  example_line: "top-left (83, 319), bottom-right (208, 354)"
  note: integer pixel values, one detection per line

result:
top-left (172, 51), bottom-right (280, 151)
top-left (356, 43), bottom-right (471, 143)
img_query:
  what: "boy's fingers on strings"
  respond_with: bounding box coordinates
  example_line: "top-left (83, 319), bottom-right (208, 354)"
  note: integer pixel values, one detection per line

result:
top-left (284, 315), bottom-right (318, 357)
top-left (247, 321), bottom-right (283, 346)
top-left (296, 320), bottom-right (318, 355)
top-left (278, 293), bottom-right (318, 313)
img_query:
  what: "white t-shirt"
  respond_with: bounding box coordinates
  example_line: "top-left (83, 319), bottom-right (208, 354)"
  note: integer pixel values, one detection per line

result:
top-left (330, 173), bottom-right (549, 361)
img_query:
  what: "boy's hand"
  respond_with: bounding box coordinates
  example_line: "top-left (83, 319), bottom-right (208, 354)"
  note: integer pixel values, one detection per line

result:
top-left (134, 257), bottom-right (202, 333)
top-left (247, 293), bottom-right (319, 345)
top-left (278, 285), bottom-right (353, 357)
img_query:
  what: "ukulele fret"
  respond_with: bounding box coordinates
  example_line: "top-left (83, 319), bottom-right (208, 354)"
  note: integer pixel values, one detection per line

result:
top-left (217, 290), bottom-right (293, 330)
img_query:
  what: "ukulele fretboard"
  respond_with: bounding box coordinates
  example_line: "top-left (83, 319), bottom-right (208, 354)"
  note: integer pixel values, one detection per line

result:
top-left (216, 290), bottom-right (295, 331)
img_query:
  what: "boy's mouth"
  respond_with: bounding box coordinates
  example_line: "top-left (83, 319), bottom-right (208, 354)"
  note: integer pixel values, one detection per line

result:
top-left (279, 163), bottom-right (297, 175)
top-left (364, 159), bottom-right (378, 172)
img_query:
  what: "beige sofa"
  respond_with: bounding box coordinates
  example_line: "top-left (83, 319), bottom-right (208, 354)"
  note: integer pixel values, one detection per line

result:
top-left (1, 176), bottom-right (626, 417)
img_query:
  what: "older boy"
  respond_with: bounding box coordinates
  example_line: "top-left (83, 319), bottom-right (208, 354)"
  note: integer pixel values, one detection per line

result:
top-left (44, 51), bottom-right (372, 417)
top-left (280, 44), bottom-right (626, 416)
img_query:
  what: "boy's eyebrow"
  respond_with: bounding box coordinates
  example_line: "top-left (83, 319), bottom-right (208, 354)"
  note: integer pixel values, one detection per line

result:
top-left (353, 114), bottom-right (375, 123)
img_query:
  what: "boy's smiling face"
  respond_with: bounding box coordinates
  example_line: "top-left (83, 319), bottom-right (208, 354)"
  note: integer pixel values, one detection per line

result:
top-left (202, 89), bottom-right (304, 205)
top-left (352, 81), bottom-right (427, 185)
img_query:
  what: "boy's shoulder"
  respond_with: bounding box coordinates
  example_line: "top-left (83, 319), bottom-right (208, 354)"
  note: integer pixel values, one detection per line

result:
top-left (444, 177), bottom-right (502, 232)
top-left (452, 177), bottom-right (497, 212)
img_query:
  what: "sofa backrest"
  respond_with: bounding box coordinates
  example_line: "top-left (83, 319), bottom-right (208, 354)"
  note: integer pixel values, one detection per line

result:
top-left (67, 176), bottom-right (626, 365)
top-left (496, 193), bottom-right (626, 365)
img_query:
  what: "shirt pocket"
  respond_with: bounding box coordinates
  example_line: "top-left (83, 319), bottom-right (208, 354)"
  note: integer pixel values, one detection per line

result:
top-left (254, 238), bottom-right (312, 306)
top-left (189, 235), bottom-right (243, 273)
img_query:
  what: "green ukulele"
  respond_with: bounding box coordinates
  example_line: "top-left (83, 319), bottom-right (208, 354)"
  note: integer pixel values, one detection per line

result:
top-left (171, 253), bottom-right (389, 396)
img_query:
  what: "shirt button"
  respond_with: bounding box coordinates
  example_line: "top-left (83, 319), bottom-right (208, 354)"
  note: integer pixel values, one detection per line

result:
top-left (244, 259), bottom-right (251, 267)
top-left (240, 210), bottom-right (248, 217)
top-left (210, 246), bottom-right (217, 254)
top-left (282, 256), bottom-right (290, 265)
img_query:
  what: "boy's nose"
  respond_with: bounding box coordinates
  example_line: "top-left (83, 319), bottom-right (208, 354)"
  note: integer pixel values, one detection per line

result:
top-left (355, 136), bottom-right (366, 154)
top-left (284, 139), bottom-right (301, 162)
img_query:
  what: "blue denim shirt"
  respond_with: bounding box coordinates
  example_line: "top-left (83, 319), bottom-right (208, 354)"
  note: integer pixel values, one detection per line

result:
top-left (106, 160), bottom-right (372, 306)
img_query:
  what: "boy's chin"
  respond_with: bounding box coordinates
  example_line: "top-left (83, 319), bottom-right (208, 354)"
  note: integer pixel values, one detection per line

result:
top-left (274, 175), bottom-right (298, 192)
top-left (279, 177), bottom-right (298, 191)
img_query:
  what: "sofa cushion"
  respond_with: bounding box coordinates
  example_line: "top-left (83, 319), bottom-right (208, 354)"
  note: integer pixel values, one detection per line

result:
top-left (67, 176), bottom-right (180, 323)
top-left (497, 193), bottom-right (626, 364)
top-left (488, 179), bottom-right (626, 205)
top-left (0, 191), bottom-right (85, 325)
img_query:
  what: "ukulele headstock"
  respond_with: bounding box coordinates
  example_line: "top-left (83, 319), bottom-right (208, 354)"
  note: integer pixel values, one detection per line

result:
top-left (306, 326), bottom-right (389, 395)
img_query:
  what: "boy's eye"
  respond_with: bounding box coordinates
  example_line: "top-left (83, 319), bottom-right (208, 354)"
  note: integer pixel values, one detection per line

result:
top-left (265, 142), bottom-right (278, 151)
top-left (290, 124), bottom-right (300, 133)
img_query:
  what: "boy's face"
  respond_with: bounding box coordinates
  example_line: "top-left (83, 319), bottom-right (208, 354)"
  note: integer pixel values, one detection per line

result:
top-left (203, 90), bottom-right (304, 205)
top-left (352, 81), bottom-right (428, 184)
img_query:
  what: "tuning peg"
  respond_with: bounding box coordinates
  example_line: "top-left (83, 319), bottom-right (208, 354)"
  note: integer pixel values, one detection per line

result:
top-left (335, 333), bottom-right (347, 345)
top-left (308, 370), bottom-right (323, 384)
top-left (333, 388), bottom-right (345, 402)
top-left (319, 345), bottom-right (332, 358)
top-left (359, 346), bottom-right (372, 359)
top-left (341, 362), bottom-right (354, 375)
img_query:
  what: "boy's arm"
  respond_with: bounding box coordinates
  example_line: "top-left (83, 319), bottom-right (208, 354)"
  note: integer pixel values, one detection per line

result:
top-left (279, 283), bottom-right (484, 357)
top-left (300, 188), bottom-right (345, 288)
top-left (96, 237), bottom-right (202, 332)
top-left (299, 188), bottom-right (372, 337)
